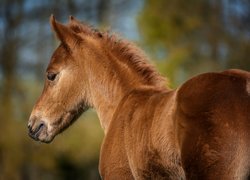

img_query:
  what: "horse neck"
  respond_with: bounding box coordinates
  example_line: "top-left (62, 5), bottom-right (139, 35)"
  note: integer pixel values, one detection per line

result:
top-left (85, 50), bottom-right (153, 133)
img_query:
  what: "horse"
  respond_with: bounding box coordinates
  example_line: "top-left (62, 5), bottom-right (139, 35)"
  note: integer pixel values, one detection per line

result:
top-left (28, 15), bottom-right (250, 179)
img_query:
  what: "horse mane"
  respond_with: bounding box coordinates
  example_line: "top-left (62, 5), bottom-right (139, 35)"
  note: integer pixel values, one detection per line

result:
top-left (68, 21), bottom-right (168, 89)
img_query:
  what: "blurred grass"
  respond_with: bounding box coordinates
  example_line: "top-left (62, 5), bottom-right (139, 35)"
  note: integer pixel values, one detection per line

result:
top-left (0, 79), bottom-right (104, 179)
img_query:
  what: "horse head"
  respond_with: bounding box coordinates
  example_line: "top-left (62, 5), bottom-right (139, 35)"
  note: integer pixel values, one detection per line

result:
top-left (28, 16), bottom-right (96, 143)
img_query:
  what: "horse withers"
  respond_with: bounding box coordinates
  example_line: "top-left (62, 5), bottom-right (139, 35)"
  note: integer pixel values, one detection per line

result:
top-left (28, 16), bottom-right (250, 179)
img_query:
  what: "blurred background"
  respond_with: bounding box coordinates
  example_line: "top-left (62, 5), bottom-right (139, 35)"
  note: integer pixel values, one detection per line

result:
top-left (0, 0), bottom-right (250, 179)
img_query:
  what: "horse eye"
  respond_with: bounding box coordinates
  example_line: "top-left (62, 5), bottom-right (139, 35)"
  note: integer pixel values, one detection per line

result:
top-left (47, 72), bottom-right (57, 81)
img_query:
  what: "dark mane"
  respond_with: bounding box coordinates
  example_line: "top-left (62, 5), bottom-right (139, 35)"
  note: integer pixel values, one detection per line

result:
top-left (68, 22), bottom-right (168, 89)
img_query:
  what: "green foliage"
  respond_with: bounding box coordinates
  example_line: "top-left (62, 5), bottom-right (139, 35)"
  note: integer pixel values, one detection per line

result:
top-left (138, 0), bottom-right (250, 87)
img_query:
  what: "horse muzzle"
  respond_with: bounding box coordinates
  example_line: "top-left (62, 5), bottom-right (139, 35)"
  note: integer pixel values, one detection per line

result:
top-left (28, 117), bottom-right (53, 143)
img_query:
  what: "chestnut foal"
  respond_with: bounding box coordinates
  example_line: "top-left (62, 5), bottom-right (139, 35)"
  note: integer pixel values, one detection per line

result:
top-left (28, 16), bottom-right (250, 179)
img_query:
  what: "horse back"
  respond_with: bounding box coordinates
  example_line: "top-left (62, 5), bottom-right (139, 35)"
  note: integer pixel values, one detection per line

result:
top-left (176, 69), bottom-right (250, 179)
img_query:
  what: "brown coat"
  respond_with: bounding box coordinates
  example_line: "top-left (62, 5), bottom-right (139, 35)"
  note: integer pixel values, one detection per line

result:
top-left (28, 16), bottom-right (250, 179)
top-left (100, 70), bottom-right (250, 179)
top-left (177, 70), bottom-right (250, 179)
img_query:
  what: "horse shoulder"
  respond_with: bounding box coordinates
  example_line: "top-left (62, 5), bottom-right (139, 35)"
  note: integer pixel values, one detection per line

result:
top-left (99, 118), bottom-right (133, 179)
top-left (99, 92), bottom-right (135, 179)
top-left (98, 89), bottom-right (158, 178)
top-left (112, 88), bottom-right (185, 179)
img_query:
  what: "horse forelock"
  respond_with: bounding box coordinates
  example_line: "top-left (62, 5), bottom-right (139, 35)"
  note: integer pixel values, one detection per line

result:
top-left (67, 20), bottom-right (168, 89)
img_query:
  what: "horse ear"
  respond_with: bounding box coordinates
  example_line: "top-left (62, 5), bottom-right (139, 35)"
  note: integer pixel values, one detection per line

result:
top-left (69, 15), bottom-right (79, 24)
top-left (50, 15), bottom-right (79, 46)
top-left (68, 15), bottom-right (83, 33)
top-left (68, 15), bottom-right (93, 35)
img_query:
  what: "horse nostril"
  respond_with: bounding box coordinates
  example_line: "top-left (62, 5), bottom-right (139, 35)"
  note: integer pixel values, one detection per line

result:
top-left (38, 122), bottom-right (45, 131)
top-left (29, 121), bottom-right (45, 137)
top-left (28, 123), bottom-right (32, 131)
top-left (35, 121), bottom-right (45, 133)
top-left (28, 124), bottom-right (33, 135)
